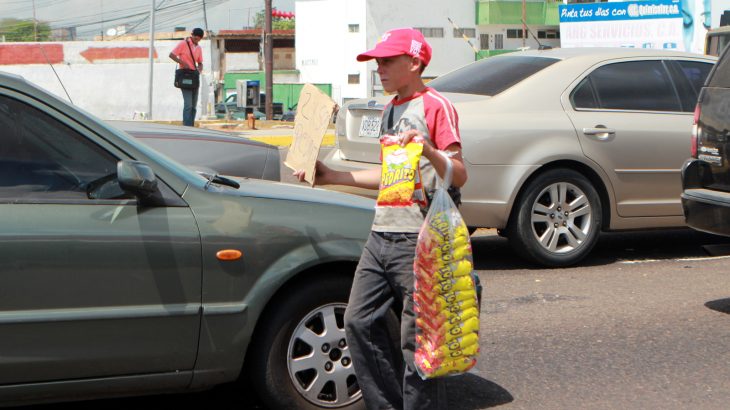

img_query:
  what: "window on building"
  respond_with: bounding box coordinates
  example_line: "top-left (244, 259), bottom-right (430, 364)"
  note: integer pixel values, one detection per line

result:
top-left (415, 27), bottom-right (444, 38)
top-left (348, 24), bottom-right (359, 33)
top-left (537, 30), bottom-right (560, 39)
top-left (506, 29), bottom-right (525, 39)
top-left (480, 33), bottom-right (489, 50)
top-left (348, 74), bottom-right (360, 85)
top-left (494, 34), bottom-right (503, 50)
top-left (453, 28), bottom-right (476, 38)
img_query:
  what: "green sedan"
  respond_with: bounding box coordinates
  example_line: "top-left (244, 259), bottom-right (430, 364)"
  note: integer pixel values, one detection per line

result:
top-left (0, 71), bottom-right (376, 410)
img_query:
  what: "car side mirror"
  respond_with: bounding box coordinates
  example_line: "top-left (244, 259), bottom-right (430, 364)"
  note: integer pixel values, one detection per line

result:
top-left (117, 160), bottom-right (158, 196)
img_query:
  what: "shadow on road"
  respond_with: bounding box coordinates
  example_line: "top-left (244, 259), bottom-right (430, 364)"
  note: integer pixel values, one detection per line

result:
top-left (19, 381), bottom-right (265, 410)
top-left (471, 228), bottom-right (730, 271)
top-left (446, 373), bottom-right (513, 409)
top-left (705, 298), bottom-right (730, 314)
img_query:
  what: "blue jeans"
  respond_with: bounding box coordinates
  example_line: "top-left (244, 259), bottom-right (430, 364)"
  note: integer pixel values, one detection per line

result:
top-left (345, 231), bottom-right (446, 410)
top-left (181, 87), bottom-right (199, 126)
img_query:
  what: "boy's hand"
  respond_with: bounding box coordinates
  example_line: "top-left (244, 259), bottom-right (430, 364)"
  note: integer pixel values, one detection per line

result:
top-left (292, 169), bottom-right (307, 183)
top-left (399, 129), bottom-right (435, 158)
top-left (293, 160), bottom-right (333, 185)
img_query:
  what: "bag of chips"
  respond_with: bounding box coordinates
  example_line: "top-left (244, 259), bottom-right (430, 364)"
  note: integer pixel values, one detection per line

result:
top-left (413, 152), bottom-right (480, 379)
top-left (376, 133), bottom-right (426, 207)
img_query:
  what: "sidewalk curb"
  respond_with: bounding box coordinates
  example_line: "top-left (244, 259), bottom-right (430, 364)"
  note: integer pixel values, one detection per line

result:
top-left (247, 134), bottom-right (336, 147)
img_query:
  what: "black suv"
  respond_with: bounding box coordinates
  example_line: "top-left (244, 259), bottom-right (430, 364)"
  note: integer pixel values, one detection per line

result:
top-left (681, 46), bottom-right (730, 236)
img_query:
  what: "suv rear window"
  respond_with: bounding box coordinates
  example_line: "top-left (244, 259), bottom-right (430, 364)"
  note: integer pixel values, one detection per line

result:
top-left (707, 46), bottom-right (730, 88)
top-left (428, 55), bottom-right (559, 96)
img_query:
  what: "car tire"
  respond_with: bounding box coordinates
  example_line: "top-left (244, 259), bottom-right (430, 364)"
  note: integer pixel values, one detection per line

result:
top-left (507, 168), bottom-right (602, 267)
top-left (248, 274), bottom-right (366, 410)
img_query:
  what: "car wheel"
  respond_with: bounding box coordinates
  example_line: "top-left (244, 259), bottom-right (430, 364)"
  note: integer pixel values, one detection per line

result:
top-left (507, 168), bottom-right (602, 267)
top-left (248, 275), bottom-right (365, 410)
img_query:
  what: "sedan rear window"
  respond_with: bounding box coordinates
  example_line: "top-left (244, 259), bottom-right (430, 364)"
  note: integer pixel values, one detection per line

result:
top-left (573, 61), bottom-right (681, 112)
top-left (428, 55), bottom-right (559, 96)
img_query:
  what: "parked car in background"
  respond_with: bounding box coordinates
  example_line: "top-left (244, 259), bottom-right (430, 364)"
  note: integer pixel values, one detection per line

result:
top-left (326, 48), bottom-right (716, 267)
top-left (215, 93), bottom-right (284, 120)
top-left (682, 45), bottom-right (730, 237)
top-left (0, 71), bottom-right (376, 409)
top-left (280, 107), bottom-right (297, 122)
top-left (110, 121), bottom-right (281, 181)
top-left (705, 25), bottom-right (730, 56)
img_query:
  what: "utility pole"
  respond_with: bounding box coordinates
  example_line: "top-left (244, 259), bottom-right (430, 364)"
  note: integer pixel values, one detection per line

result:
top-left (147, 1), bottom-right (156, 120)
top-left (32, 0), bottom-right (37, 41)
top-left (522, 0), bottom-right (526, 48)
top-left (264, 0), bottom-right (273, 120)
top-left (202, 0), bottom-right (209, 32)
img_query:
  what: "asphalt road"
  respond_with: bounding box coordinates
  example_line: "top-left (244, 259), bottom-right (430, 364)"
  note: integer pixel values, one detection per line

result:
top-left (465, 228), bottom-right (730, 410)
top-left (20, 228), bottom-right (730, 410)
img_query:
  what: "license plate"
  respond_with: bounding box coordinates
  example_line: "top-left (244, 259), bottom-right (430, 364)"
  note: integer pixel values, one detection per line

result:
top-left (358, 115), bottom-right (382, 138)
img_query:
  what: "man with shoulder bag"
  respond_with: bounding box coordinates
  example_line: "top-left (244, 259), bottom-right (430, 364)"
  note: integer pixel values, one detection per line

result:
top-left (169, 27), bottom-right (204, 126)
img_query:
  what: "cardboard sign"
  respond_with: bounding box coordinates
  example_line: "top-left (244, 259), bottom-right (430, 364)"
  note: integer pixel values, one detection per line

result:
top-left (284, 84), bottom-right (337, 186)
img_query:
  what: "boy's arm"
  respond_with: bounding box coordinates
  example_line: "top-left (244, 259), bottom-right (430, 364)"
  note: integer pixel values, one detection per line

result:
top-left (423, 142), bottom-right (467, 188)
top-left (294, 161), bottom-right (381, 190)
top-left (398, 130), bottom-right (468, 188)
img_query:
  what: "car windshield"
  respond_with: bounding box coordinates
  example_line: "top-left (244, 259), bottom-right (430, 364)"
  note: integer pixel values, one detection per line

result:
top-left (429, 55), bottom-right (560, 96)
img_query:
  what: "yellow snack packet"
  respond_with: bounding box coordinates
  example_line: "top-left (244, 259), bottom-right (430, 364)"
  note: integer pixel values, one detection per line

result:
top-left (414, 355), bottom-right (477, 378)
top-left (416, 307), bottom-right (479, 335)
top-left (416, 334), bottom-right (480, 362)
top-left (415, 259), bottom-right (473, 285)
top-left (376, 134), bottom-right (425, 207)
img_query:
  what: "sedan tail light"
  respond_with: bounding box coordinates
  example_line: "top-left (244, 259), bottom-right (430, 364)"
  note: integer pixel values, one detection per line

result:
top-left (690, 104), bottom-right (700, 158)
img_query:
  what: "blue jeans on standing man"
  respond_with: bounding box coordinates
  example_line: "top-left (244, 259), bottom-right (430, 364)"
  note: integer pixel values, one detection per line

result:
top-left (181, 86), bottom-right (199, 126)
top-left (344, 231), bottom-right (446, 410)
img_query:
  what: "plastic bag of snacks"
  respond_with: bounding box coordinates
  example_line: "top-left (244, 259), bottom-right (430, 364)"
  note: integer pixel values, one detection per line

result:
top-left (413, 152), bottom-right (479, 379)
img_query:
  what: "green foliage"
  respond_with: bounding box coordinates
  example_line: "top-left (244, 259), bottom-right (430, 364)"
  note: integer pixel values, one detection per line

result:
top-left (0, 18), bottom-right (51, 42)
top-left (275, 19), bottom-right (295, 30)
top-left (253, 10), bottom-right (295, 30)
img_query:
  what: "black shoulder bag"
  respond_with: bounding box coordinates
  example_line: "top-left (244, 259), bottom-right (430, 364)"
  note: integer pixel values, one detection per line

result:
top-left (174, 38), bottom-right (200, 90)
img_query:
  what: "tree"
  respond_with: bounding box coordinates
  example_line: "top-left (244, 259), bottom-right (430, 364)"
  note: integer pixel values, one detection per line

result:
top-left (253, 10), bottom-right (295, 30)
top-left (0, 18), bottom-right (51, 42)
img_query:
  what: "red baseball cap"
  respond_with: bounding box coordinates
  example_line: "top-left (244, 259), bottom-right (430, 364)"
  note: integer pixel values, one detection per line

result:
top-left (356, 28), bottom-right (432, 66)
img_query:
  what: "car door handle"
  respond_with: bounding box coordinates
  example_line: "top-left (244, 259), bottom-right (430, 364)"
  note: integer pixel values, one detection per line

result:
top-left (582, 127), bottom-right (615, 140)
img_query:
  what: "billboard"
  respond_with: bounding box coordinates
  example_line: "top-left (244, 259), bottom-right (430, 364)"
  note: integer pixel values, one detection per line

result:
top-left (559, 0), bottom-right (686, 51)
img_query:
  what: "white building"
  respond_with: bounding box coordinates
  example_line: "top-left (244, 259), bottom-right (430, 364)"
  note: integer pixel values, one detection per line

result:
top-left (0, 40), bottom-right (216, 121)
top-left (295, 0), bottom-right (477, 105)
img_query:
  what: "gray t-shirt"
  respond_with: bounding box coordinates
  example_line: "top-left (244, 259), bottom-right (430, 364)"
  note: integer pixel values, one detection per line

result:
top-left (372, 87), bottom-right (461, 233)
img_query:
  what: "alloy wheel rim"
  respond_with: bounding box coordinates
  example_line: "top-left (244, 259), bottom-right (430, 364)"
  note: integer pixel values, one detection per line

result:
top-left (530, 181), bottom-right (592, 254)
top-left (287, 303), bottom-right (361, 408)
